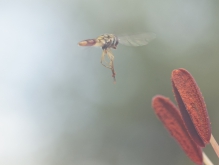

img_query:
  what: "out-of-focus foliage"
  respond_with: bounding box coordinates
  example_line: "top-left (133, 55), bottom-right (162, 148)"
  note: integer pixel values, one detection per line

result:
top-left (0, 0), bottom-right (218, 165)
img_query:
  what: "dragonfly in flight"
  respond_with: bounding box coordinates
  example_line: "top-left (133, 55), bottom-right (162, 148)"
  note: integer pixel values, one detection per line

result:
top-left (78, 32), bottom-right (156, 83)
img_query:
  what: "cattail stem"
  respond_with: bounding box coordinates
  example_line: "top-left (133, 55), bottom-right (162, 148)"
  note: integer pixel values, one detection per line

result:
top-left (203, 152), bottom-right (214, 165)
top-left (210, 134), bottom-right (219, 158)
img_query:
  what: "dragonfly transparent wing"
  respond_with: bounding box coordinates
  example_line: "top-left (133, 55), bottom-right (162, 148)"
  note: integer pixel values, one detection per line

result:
top-left (118, 33), bottom-right (156, 46)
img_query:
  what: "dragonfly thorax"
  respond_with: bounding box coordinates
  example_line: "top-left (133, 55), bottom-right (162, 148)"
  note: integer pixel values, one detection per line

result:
top-left (96, 34), bottom-right (119, 50)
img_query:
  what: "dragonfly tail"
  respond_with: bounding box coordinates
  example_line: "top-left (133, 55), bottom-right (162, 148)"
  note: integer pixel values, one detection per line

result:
top-left (78, 39), bottom-right (96, 46)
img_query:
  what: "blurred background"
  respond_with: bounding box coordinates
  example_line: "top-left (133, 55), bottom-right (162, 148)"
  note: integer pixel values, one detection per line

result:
top-left (0, 0), bottom-right (219, 164)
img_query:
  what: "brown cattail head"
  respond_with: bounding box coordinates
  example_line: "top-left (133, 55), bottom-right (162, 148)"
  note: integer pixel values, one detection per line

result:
top-left (171, 68), bottom-right (211, 147)
top-left (152, 95), bottom-right (203, 165)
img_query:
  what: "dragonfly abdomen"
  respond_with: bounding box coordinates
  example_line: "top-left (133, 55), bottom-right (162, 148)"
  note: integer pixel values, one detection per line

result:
top-left (78, 39), bottom-right (96, 46)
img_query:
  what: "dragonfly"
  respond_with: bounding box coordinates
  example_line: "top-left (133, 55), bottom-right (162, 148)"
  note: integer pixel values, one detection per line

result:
top-left (78, 32), bottom-right (156, 83)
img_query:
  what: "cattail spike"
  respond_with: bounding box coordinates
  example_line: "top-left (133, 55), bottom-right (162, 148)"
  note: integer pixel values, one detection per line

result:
top-left (152, 95), bottom-right (203, 165)
top-left (171, 68), bottom-right (211, 147)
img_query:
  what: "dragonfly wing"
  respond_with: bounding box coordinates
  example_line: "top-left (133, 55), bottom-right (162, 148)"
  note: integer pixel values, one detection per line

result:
top-left (118, 33), bottom-right (156, 46)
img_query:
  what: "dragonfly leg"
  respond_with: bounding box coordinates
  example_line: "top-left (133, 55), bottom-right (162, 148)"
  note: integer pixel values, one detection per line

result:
top-left (111, 60), bottom-right (116, 83)
top-left (106, 49), bottom-right (114, 68)
top-left (107, 50), bottom-right (116, 83)
top-left (100, 49), bottom-right (116, 83)
top-left (100, 50), bottom-right (111, 69)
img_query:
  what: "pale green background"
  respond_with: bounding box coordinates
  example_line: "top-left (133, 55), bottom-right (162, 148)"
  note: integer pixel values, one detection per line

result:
top-left (0, 0), bottom-right (218, 165)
